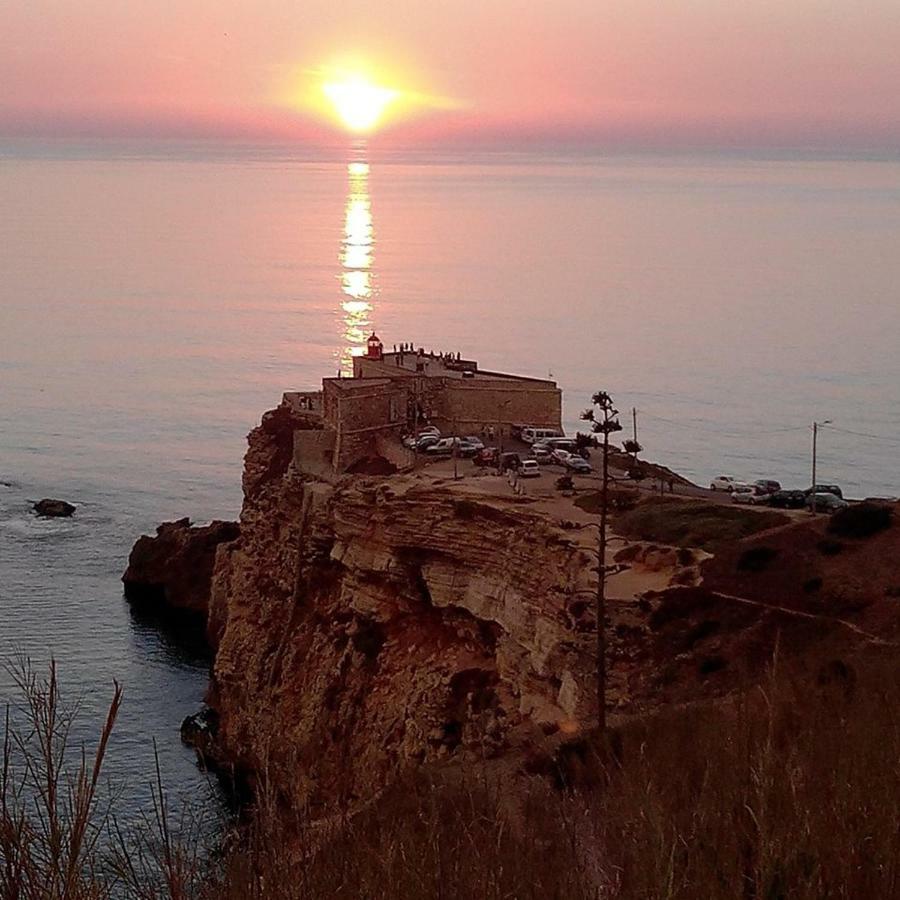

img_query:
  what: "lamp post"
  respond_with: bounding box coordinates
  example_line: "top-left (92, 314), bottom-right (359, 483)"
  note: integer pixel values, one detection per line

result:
top-left (496, 398), bottom-right (511, 472)
top-left (810, 419), bottom-right (832, 514)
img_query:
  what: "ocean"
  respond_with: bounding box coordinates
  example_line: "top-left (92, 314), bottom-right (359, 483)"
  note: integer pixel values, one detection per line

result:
top-left (2, 142), bottom-right (899, 818)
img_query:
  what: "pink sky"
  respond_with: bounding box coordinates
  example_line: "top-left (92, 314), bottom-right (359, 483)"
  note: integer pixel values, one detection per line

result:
top-left (2, 0), bottom-right (899, 149)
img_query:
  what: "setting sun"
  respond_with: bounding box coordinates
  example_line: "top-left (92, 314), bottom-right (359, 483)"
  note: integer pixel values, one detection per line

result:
top-left (323, 76), bottom-right (399, 133)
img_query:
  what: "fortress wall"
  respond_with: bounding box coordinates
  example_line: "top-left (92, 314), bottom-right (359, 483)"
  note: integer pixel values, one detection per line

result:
top-left (430, 380), bottom-right (562, 436)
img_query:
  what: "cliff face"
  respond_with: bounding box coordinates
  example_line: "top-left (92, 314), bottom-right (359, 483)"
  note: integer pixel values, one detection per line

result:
top-left (182, 407), bottom-right (900, 817)
top-left (206, 408), bottom-right (597, 812)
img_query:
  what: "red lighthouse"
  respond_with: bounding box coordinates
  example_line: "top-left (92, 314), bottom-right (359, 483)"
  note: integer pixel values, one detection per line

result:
top-left (366, 332), bottom-right (384, 360)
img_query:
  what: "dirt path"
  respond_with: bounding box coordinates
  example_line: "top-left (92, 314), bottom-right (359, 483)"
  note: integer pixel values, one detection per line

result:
top-left (710, 589), bottom-right (898, 647)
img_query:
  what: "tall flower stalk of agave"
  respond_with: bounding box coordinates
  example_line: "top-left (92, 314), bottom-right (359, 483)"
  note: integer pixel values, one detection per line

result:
top-left (581, 391), bottom-right (623, 732)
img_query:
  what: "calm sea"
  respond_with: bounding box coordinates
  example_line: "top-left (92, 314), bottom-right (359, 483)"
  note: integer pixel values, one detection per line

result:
top-left (2, 142), bottom-right (900, 817)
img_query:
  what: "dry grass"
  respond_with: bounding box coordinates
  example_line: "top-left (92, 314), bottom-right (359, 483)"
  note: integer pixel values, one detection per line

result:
top-left (4, 651), bottom-right (900, 898)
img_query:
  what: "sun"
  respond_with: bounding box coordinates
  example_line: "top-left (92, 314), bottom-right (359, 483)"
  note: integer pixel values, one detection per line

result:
top-left (323, 76), bottom-right (399, 133)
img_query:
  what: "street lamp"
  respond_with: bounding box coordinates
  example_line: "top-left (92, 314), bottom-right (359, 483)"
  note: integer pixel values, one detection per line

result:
top-left (810, 419), bottom-right (832, 514)
top-left (496, 398), bottom-right (512, 472)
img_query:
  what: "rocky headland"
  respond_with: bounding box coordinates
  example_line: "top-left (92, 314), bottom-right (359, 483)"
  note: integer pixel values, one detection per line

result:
top-left (127, 401), bottom-right (900, 822)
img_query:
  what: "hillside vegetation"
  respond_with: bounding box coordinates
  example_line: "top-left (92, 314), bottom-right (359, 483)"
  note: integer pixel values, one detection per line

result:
top-left (607, 496), bottom-right (789, 549)
top-left (5, 650), bottom-right (900, 899)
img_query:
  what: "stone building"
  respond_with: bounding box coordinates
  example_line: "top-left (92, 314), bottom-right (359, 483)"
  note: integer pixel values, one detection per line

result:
top-left (283, 333), bottom-right (562, 474)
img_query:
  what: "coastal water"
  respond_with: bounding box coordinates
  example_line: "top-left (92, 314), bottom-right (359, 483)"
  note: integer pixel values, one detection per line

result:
top-left (2, 143), bottom-right (900, 817)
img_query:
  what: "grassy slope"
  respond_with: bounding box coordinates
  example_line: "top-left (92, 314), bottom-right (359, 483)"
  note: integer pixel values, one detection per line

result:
top-left (603, 495), bottom-right (789, 549)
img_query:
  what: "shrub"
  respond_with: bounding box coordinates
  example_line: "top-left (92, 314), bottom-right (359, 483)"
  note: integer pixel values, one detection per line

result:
top-left (683, 619), bottom-right (720, 649)
top-left (736, 546), bottom-right (778, 572)
top-left (614, 498), bottom-right (788, 550)
top-left (828, 502), bottom-right (893, 539)
top-left (697, 654), bottom-right (727, 676)
top-left (816, 538), bottom-right (844, 556)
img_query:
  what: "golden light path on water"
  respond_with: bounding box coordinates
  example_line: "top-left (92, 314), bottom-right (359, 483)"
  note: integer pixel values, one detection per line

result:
top-left (338, 160), bottom-right (375, 374)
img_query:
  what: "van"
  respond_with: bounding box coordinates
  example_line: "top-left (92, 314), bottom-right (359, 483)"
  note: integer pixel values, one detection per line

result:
top-left (521, 426), bottom-right (562, 445)
top-left (543, 438), bottom-right (577, 452)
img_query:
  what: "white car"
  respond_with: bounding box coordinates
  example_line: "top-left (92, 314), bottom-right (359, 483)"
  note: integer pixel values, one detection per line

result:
top-left (519, 459), bottom-right (541, 478)
top-left (543, 438), bottom-right (578, 454)
top-left (425, 437), bottom-right (459, 455)
top-left (463, 436), bottom-right (485, 451)
top-left (530, 446), bottom-right (553, 464)
top-left (731, 485), bottom-right (761, 504)
top-left (710, 475), bottom-right (742, 492)
top-left (551, 448), bottom-right (573, 466)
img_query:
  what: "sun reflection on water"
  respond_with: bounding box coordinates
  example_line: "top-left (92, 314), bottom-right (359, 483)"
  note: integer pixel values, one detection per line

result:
top-left (337, 160), bottom-right (375, 374)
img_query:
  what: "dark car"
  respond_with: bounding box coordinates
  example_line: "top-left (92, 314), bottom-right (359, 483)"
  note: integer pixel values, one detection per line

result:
top-left (566, 457), bottom-right (593, 474)
top-left (754, 479), bottom-right (782, 495)
top-left (806, 492), bottom-right (849, 514)
top-left (499, 452), bottom-right (522, 472)
top-left (804, 483), bottom-right (843, 499)
top-left (767, 490), bottom-right (806, 509)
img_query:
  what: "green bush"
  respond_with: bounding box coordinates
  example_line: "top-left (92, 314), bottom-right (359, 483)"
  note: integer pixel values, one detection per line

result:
top-left (828, 502), bottom-right (893, 539)
top-left (736, 546), bottom-right (778, 572)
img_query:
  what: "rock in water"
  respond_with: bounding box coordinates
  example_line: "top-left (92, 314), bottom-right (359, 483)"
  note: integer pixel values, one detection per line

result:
top-left (122, 518), bottom-right (240, 619)
top-left (34, 499), bottom-right (76, 517)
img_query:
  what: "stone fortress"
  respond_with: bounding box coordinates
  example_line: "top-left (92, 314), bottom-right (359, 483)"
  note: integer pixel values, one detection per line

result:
top-left (283, 333), bottom-right (563, 474)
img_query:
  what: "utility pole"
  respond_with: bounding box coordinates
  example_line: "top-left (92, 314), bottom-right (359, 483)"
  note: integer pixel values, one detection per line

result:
top-left (632, 407), bottom-right (638, 454)
top-left (413, 391), bottom-right (420, 471)
top-left (810, 419), bottom-right (831, 514)
top-left (453, 418), bottom-right (459, 480)
top-left (496, 398), bottom-right (510, 474)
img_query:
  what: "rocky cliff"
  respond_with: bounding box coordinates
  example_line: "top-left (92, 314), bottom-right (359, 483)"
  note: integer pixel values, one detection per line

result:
top-left (202, 406), bottom-right (600, 812)
top-left (123, 518), bottom-right (240, 632)
top-left (153, 404), bottom-right (900, 819)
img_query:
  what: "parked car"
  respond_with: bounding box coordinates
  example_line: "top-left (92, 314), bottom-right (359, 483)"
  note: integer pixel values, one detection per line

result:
top-left (499, 452), bottom-right (522, 472)
top-left (551, 448), bottom-right (573, 466)
top-left (530, 446), bottom-right (553, 464)
top-left (519, 459), bottom-right (541, 478)
top-left (473, 447), bottom-right (499, 466)
top-left (566, 457), bottom-right (593, 474)
top-left (767, 490), bottom-right (807, 509)
top-left (733, 486), bottom-right (769, 505)
top-left (754, 479), bottom-right (782, 495)
top-left (426, 437), bottom-right (476, 456)
top-left (806, 492), bottom-right (849, 513)
top-left (543, 438), bottom-right (578, 453)
top-left (415, 434), bottom-right (440, 451)
top-left (710, 475), bottom-right (741, 492)
top-left (463, 436), bottom-right (485, 451)
top-left (420, 425), bottom-right (440, 436)
top-left (521, 426), bottom-right (563, 445)
top-left (804, 484), bottom-right (843, 499)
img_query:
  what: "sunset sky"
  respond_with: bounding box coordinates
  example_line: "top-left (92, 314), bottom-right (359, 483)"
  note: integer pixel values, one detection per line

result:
top-left (3, 0), bottom-right (899, 149)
